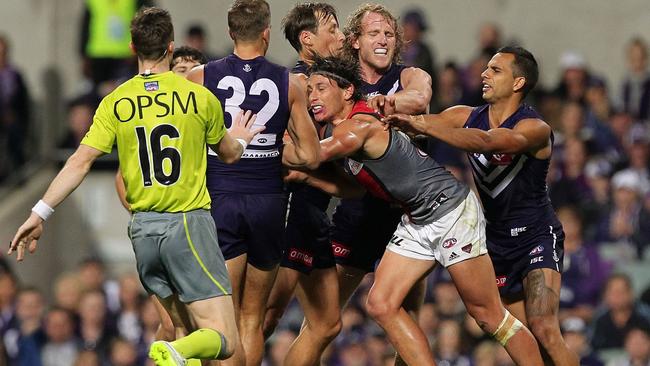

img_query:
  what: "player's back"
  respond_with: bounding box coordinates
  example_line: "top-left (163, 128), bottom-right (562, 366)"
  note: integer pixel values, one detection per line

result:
top-left (84, 71), bottom-right (226, 213)
top-left (203, 54), bottom-right (290, 194)
top-left (464, 104), bottom-right (560, 233)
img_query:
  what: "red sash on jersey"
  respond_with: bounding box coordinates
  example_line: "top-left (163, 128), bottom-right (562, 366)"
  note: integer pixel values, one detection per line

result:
top-left (347, 100), bottom-right (381, 120)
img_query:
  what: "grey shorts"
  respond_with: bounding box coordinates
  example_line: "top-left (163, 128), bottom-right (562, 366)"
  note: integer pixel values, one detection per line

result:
top-left (128, 210), bottom-right (232, 302)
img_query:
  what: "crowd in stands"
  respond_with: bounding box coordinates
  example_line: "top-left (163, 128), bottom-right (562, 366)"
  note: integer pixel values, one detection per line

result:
top-left (1, 3), bottom-right (650, 366)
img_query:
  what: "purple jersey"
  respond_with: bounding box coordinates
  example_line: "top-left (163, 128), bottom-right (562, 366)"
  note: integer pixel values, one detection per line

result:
top-left (361, 63), bottom-right (406, 98)
top-left (464, 104), bottom-right (561, 236)
top-left (203, 54), bottom-right (290, 193)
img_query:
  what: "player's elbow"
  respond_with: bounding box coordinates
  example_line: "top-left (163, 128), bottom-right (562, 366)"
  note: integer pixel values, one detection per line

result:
top-left (220, 153), bottom-right (241, 164)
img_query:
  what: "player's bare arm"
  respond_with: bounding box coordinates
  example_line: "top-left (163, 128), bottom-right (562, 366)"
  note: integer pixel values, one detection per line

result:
top-left (285, 163), bottom-right (365, 199)
top-left (9, 144), bottom-right (105, 261)
top-left (283, 74), bottom-right (321, 169)
top-left (114, 169), bottom-right (130, 212)
top-left (367, 67), bottom-right (432, 115)
top-left (186, 64), bottom-right (205, 85)
top-left (383, 105), bottom-right (472, 134)
top-left (318, 117), bottom-right (377, 162)
top-left (209, 110), bottom-right (265, 164)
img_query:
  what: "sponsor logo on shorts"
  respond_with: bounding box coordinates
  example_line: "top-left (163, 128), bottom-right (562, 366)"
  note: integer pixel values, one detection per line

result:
top-left (431, 192), bottom-right (450, 211)
top-left (510, 226), bottom-right (527, 237)
top-left (553, 250), bottom-right (559, 263)
top-left (496, 276), bottom-right (507, 287)
top-left (529, 245), bottom-right (544, 256)
top-left (442, 238), bottom-right (457, 249)
top-left (530, 256), bottom-right (544, 264)
top-left (448, 252), bottom-right (459, 261)
top-left (288, 248), bottom-right (313, 267)
top-left (331, 241), bottom-right (351, 258)
top-left (461, 243), bottom-right (472, 253)
top-left (144, 81), bottom-right (159, 91)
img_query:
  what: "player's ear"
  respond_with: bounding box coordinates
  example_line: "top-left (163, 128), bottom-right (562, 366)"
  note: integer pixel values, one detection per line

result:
top-left (352, 36), bottom-right (360, 50)
top-left (262, 27), bottom-right (271, 43)
top-left (129, 42), bottom-right (136, 55)
top-left (343, 85), bottom-right (354, 101)
top-left (167, 41), bottom-right (174, 54)
top-left (513, 76), bottom-right (526, 93)
top-left (300, 30), bottom-right (313, 49)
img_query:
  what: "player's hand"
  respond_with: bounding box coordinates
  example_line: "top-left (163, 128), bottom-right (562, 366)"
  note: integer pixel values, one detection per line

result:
top-left (367, 95), bottom-right (397, 116)
top-left (381, 113), bottom-right (428, 135)
top-left (8, 213), bottom-right (43, 262)
top-left (283, 169), bottom-right (309, 183)
top-left (229, 110), bottom-right (265, 144)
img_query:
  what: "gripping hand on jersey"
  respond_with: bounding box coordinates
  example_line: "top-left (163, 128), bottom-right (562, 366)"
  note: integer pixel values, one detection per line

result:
top-left (368, 94), bottom-right (397, 116)
top-left (230, 110), bottom-right (265, 145)
top-left (381, 113), bottom-right (427, 135)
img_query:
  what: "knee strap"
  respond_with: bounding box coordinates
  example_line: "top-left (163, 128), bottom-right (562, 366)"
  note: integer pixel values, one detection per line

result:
top-left (492, 310), bottom-right (523, 346)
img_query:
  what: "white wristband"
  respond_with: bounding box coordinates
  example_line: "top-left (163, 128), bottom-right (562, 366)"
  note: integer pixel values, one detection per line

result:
top-left (32, 199), bottom-right (54, 221)
top-left (236, 138), bottom-right (248, 154)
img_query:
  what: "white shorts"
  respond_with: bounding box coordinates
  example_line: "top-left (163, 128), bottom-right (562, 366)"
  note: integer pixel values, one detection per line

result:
top-left (387, 191), bottom-right (487, 267)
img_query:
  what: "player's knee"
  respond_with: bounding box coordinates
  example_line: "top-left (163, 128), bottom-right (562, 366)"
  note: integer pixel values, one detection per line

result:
top-left (262, 310), bottom-right (282, 339)
top-left (314, 317), bottom-right (342, 341)
top-left (465, 303), bottom-right (501, 334)
top-left (366, 292), bottom-right (399, 322)
top-left (528, 315), bottom-right (561, 346)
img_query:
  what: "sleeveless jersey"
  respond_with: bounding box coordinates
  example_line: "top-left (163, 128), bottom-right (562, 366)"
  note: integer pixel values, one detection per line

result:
top-left (81, 71), bottom-right (226, 212)
top-left (203, 54), bottom-right (291, 193)
top-left (464, 104), bottom-right (560, 233)
top-left (361, 63), bottom-right (407, 98)
top-left (342, 101), bottom-right (468, 224)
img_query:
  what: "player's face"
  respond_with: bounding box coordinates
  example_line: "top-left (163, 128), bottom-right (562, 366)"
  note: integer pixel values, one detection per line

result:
top-left (171, 57), bottom-right (201, 77)
top-left (353, 12), bottom-right (396, 72)
top-left (311, 13), bottom-right (345, 57)
top-left (308, 74), bottom-right (345, 123)
top-left (481, 53), bottom-right (523, 103)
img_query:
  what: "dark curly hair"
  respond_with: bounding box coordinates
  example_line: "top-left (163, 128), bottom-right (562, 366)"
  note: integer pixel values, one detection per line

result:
top-left (342, 3), bottom-right (402, 65)
top-left (308, 56), bottom-right (364, 101)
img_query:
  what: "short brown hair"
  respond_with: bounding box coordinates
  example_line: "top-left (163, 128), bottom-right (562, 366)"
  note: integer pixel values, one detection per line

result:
top-left (282, 3), bottom-right (338, 53)
top-left (130, 7), bottom-right (174, 60)
top-left (228, 0), bottom-right (271, 42)
top-left (343, 3), bottom-right (402, 64)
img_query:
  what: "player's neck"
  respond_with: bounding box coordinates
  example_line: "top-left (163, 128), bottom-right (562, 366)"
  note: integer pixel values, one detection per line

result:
top-left (488, 98), bottom-right (522, 128)
top-left (138, 59), bottom-right (170, 76)
top-left (359, 60), bottom-right (388, 85)
top-left (234, 41), bottom-right (266, 60)
top-left (333, 101), bottom-right (355, 125)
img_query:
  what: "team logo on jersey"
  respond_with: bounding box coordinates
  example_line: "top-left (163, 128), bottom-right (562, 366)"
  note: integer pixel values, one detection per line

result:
top-left (243, 64), bottom-right (252, 72)
top-left (144, 81), bottom-right (159, 92)
top-left (347, 159), bottom-right (363, 175)
top-left (529, 245), bottom-right (544, 256)
top-left (490, 153), bottom-right (513, 165)
top-left (442, 238), bottom-right (457, 249)
top-left (461, 243), bottom-right (473, 253)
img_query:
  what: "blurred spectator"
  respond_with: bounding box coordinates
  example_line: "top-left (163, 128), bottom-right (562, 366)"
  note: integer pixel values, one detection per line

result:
top-left (460, 51), bottom-right (490, 107)
top-left (77, 290), bottom-right (117, 361)
top-left (401, 9), bottom-right (437, 106)
top-left (621, 37), bottom-right (650, 121)
top-left (590, 274), bottom-right (650, 351)
top-left (582, 158), bottom-right (613, 238)
top-left (432, 280), bottom-right (465, 323)
top-left (432, 62), bottom-right (463, 113)
top-left (472, 341), bottom-right (498, 366)
top-left (477, 22), bottom-right (502, 56)
top-left (434, 320), bottom-right (471, 366)
top-left (595, 170), bottom-right (650, 258)
top-left (365, 333), bottom-right (392, 366)
top-left (78, 258), bottom-right (120, 313)
top-left (623, 124), bottom-right (650, 188)
top-left (5, 287), bottom-right (45, 366)
top-left (109, 337), bottom-right (138, 366)
top-left (418, 302), bottom-right (438, 345)
top-left (608, 327), bottom-right (650, 366)
top-left (79, 0), bottom-right (154, 86)
top-left (584, 78), bottom-right (619, 155)
top-left (0, 34), bottom-right (30, 178)
top-left (561, 317), bottom-right (604, 366)
top-left (184, 24), bottom-right (220, 61)
top-left (58, 95), bottom-right (98, 150)
top-left (115, 273), bottom-right (144, 344)
top-left (554, 51), bottom-right (590, 103)
top-left (550, 138), bottom-right (591, 207)
top-left (73, 350), bottom-right (100, 366)
top-left (338, 340), bottom-right (370, 366)
top-left (264, 329), bottom-right (296, 366)
top-left (558, 206), bottom-right (612, 321)
top-left (608, 111), bottom-right (635, 166)
top-left (135, 297), bottom-right (159, 365)
top-left (54, 272), bottom-right (83, 314)
top-left (42, 307), bottom-right (81, 366)
top-left (0, 263), bottom-right (17, 338)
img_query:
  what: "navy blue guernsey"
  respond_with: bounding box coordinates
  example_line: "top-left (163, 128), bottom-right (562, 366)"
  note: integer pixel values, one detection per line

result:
top-left (464, 104), bottom-right (561, 234)
top-left (288, 60), bottom-right (331, 210)
top-left (203, 54), bottom-right (291, 193)
top-left (361, 63), bottom-right (407, 98)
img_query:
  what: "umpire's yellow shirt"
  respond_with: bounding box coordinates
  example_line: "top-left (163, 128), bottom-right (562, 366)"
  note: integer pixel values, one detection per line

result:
top-left (82, 71), bottom-right (226, 212)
